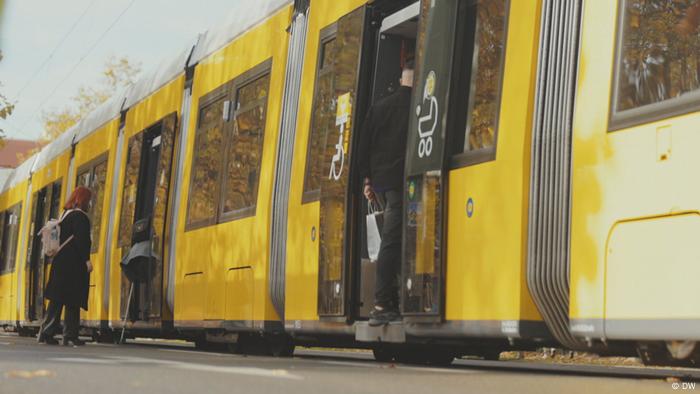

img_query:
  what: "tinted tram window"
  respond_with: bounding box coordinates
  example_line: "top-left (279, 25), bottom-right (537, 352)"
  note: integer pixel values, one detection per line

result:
top-left (77, 155), bottom-right (108, 253)
top-left (613, 0), bottom-right (700, 123)
top-left (463, 0), bottom-right (508, 152)
top-left (221, 73), bottom-right (270, 217)
top-left (118, 133), bottom-right (143, 247)
top-left (1, 203), bottom-right (21, 273)
top-left (187, 97), bottom-right (225, 228)
top-left (302, 36), bottom-right (337, 201)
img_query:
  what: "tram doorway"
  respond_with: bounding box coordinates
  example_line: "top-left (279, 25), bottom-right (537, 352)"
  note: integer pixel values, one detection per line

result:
top-left (356, 4), bottom-right (418, 319)
top-left (311, 0), bottom-right (418, 320)
top-left (119, 114), bottom-right (177, 323)
top-left (26, 181), bottom-right (62, 322)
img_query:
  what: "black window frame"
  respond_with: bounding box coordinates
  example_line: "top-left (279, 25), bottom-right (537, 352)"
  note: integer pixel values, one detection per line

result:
top-left (75, 152), bottom-right (109, 253)
top-left (448, 0), bottom-right (511, 169)
top-left (219, 62), bottom-right (272, 223)
top-left (609, 0), bottom-right (700, 132)
top-left (185, 58), bottom-right (273, 232)
top-left (301, 23), bottom-right (338, 204)
top-left (185, 83), bottom-right (230, 231)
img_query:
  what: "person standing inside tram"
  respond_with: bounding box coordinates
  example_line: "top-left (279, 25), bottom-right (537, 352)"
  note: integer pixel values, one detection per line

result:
top-left (358, 59), bottom-right (414, 326)
top-left (37, 186), bottom-right (93, 346)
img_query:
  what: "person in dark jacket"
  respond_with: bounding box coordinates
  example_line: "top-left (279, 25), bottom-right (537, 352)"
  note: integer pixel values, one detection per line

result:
top-left (357, 59), bottom-right (414, 326)
top-left (38, 186), bottom-right (92, 346)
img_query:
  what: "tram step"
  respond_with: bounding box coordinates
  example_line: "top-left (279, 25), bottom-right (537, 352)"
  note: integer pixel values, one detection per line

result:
top-left (355, 321), bottom-right (406, 343)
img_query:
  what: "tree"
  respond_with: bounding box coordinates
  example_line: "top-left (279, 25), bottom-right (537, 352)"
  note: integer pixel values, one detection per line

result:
top-left (0, 51), bottom-right (14, 143)
top-left (41, 56), bottom-right (141, 141)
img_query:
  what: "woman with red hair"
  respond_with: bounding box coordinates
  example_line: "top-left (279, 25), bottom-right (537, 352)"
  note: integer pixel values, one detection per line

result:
top-left (38, 186), bottom-right (93, 346)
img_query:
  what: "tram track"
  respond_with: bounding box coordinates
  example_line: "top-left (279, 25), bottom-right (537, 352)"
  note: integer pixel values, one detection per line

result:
top-left (294, 349), bottom-right (700, 382)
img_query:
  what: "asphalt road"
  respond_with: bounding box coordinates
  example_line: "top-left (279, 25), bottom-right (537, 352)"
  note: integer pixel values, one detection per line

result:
top-left (0, 333), bottom-right (672, 394)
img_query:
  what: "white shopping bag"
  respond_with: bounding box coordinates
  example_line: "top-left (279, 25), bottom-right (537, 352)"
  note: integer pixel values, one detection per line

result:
top-left (366, 200), bottom-right (383, 262)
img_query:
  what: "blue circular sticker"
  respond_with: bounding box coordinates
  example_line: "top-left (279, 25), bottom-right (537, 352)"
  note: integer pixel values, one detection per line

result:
top-left (466, 198), bottom-right (474, 218)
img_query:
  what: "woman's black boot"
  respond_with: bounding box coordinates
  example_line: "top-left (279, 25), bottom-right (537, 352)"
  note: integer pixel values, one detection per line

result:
top-left (62, 337), bottom-right (85, 347)
top-left (38, 334), bottom-right (59, 345)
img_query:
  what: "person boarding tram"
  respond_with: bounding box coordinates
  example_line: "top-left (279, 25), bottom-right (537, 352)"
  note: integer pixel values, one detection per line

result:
top-left (358, 58), bottom-right (414, 326)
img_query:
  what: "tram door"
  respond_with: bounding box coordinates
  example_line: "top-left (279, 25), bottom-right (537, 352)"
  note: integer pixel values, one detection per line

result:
top-left (401, 0), bottom-right (474, 318)
top-left (315, 6), bottom-right (368, 317)
top-left (26, 181), bottom-right (61, 322)
top-left (119, 114), bottom-right (177, 322)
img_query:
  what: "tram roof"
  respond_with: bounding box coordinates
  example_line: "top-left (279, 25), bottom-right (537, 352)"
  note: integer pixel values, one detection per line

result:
top-left (187, 0), bottom-right (292, 67)
top-left (3, 153), bottom-right (37, 192)
top-left (123, 42), bottom-right (194, 109)
top-left (74, 92), bottom-right (126, 143)
top-left (32, 122), bottom-right (79, 173)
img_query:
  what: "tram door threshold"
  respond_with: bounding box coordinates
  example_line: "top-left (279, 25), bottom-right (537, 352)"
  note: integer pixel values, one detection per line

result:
top-left (356, 3), bottom-right (418, 320)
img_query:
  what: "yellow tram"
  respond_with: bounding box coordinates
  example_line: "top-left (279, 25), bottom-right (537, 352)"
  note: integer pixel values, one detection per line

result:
top-left (0, 0), bottom-right (698, 366)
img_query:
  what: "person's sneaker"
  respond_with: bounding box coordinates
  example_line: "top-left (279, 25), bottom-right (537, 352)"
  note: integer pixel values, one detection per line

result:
top-left (368, 306), bottom-right (401, 326)
top-left (37, 334), bottom-right (59, 345)
top-left (62, 337), bottom-right (85, 347)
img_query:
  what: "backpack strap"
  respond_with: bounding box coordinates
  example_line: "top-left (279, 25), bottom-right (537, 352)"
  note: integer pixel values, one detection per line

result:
top-left (54, 234), bottom-right (75, 256)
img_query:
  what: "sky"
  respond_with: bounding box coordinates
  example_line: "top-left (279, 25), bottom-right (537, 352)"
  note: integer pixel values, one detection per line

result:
top-left (0, 0), bottom-right (247, 140)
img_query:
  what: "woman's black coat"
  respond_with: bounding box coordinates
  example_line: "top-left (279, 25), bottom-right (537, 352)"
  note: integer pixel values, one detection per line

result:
top-left (45, 210), bottom-right (91, 310)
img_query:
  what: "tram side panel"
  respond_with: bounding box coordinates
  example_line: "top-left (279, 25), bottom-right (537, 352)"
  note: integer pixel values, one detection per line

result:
top-left (107, 76), bottom-right (184, 330)
top-left (571, 0), bottom-right (700, 342)
top-left (0, 179), bottom-right (28, 327)
top-left (73, 119), bottom-right (120, 329)
top-left (173, 6), bottom-right (292, 330)
top-left (443, 0), bottom-right (544, 337)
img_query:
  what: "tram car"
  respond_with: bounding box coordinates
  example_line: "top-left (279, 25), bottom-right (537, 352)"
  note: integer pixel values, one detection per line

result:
top-left (0, 0), bottom-right (698, 366)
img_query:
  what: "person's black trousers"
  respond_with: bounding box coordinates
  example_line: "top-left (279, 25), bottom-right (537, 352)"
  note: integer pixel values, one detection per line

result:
top-left (374, 189), bottom-right (402, 310)
top-left (39, 300), bottom-right (80, 339)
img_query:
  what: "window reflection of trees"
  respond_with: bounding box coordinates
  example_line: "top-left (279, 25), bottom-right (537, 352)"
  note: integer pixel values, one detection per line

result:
top-left (465, 0), bottom-right (508, 152)
top-left (188, 100), bottom-right (225, 226)
top-left (304, 39), bottom-right (337, 197)
top-left (118, 134), bottom-right (143, 247)
top-left (618, 0), bottom-right (700, 111)
top-left (223, 73), bottom-right (269, 214)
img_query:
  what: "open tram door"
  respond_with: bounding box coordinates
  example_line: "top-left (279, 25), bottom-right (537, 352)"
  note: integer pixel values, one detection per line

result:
top-left (313, 1), bottom-right (418, 319)
top-left (119, 114), bottom-right (177, 325)
top-left (401, 0), bottom-right (464, 320)
top-left (25, 181), bottom-right (62, 323)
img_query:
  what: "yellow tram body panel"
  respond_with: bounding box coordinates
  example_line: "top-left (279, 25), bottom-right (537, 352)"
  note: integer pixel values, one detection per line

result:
top-left (73, 119), bottom-right (120, 325)
top-left (285, 0), bottom-right (367, 324)
top-left (174, 6), bottom-right (291, 325)
top-left (0, 189), bottom-right (12, 324)
top-left (107, 76), bottom-right (185, 325)
top-left (571, 0), bottom-right (700, 336)
top-left (445, 0), bottom-right (542, 325)
top-left (0, 179), bottom-right (30, 324)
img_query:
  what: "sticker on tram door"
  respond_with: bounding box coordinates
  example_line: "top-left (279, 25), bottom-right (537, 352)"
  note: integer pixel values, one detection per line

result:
top-left (329, 92), bottom-right (352, 180)
top-left (416, 71), bottom-right (438, 159)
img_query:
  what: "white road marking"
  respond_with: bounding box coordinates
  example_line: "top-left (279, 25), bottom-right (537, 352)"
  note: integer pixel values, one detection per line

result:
top-left (102, 356), bottom-right (304, 380)
top-left (49, 357), bottom-right (118, 364)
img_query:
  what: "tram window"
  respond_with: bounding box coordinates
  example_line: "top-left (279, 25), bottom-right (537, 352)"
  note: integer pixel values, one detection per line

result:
top-left (186, 96), bottom-right (226, 229)
top-left (1, 203), bottom-right (21, 273)
top-left (0, 210), bottom-right (6, 273)
top-left (302, 32), bottom-right (337, 202)
top-left (462, 0), bottom-right (509, 154)
top-left (221, 72), bottom-right (270, 219)
top-left (118, 133), bottom-right (144, 247)
top-left (76, 156), bottom-right (108, 253)
top-left (611, 0), bottom-right (700, 129)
